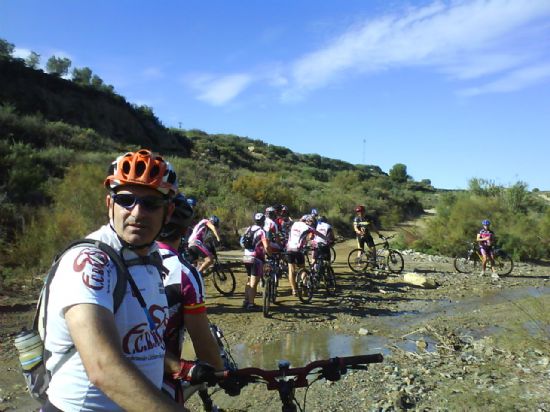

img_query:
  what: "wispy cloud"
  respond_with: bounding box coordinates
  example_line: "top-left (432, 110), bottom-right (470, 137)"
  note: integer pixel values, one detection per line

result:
top-left (458, 62), bottom-right (550, 96)
top-left (142, 67), bottom-right (164, 79)
top-left (287, 0), bottom-right (550, 97)
top-left (186, 73), bottom-right (254, 106)
top-left (187, 0), bottom-right (550, 105)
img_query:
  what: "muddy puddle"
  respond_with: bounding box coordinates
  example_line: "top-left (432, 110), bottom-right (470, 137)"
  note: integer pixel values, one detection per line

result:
top-left (225, 286), bottom-right (550, 368)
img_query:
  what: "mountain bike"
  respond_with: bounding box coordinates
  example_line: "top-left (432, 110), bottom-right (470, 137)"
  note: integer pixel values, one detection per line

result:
top-left (347, 234), bottom-right (404, 274)
top-left (454, 241), bottom-right (514, 275)
top-left (297, 246), bottom-right (338, 304)
top-left (216, 353), bottom-right (383, 412)
top-left (263, 255), bottom-right (281, 318)
top-left (200, 241), bottom-right (237, 296)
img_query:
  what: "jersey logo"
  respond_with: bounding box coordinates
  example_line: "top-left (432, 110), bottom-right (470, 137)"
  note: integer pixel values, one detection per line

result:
top-left (122, 304), bottom-right (168, 354)
top-left (74, 247), bottom-right (109, 291)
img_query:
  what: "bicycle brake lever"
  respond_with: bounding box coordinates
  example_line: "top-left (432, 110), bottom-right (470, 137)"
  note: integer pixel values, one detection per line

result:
top-left (321, 366), bottom-right (342, 382)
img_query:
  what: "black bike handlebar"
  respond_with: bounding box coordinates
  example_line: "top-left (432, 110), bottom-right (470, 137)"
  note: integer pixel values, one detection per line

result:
top-left (216, 354), bottom-right (383, 390)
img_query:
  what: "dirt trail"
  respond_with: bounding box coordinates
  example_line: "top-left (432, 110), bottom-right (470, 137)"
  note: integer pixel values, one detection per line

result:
top-left (1, 233), bottom-right (550, 411)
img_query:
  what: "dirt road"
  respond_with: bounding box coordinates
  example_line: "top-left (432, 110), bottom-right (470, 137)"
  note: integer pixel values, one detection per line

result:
top-left (1, 238), bottom-right (549, 411)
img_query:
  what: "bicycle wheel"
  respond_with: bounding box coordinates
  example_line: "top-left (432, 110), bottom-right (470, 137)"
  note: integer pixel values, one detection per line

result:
top-left (347, 249), bottom-right (369, 273)
top-left (212, 266), bottom-right (236, 296)
top-left (493, 252), bottom-right (514, 276)
top-left (262, 277), bottom-right (271, 318)
top-left (386, 250), bottom-right (404, 273)
top-left (296, 269), bottom-right (313, 303)
top-left (270, 274), bottom-right (278, 304)
top-left (330, 246), bottom-right (337, 263)
top-left (453, 254), bottom-right (477, 274)
top-left (324, 266), bottom-right (337, 297)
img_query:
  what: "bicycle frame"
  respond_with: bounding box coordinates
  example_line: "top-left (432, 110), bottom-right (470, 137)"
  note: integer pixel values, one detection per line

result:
top-left (263, 256), bottom-right (281, 317)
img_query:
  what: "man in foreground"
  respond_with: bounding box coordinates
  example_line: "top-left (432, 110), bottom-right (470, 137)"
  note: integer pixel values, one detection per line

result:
top-left (43, 149), bottom-right (182, 411)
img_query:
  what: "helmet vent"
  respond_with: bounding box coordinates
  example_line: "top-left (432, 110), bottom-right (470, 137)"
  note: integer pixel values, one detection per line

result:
top-left (122, 161), bottom-right (131, 175)
top-left (135, 161), bottom-right (146, 177)
top-left (149, 164), bottom-right (160, 178)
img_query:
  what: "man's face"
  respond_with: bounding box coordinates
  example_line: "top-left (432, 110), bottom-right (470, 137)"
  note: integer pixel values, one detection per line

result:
top-left (107, 185), bottom-right (171, 248)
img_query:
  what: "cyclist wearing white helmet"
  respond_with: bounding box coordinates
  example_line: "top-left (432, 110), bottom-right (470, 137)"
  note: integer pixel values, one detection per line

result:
top-left (241, 212), bottom-right (270, 311)
top-left (313, 216), bottom-right (335, 262)
top-left (187, 215), bottom-right (222, 273)
top-left (43, 149), bottom-right (181, 412)
top-left (477, 219), bottom-right (498, 279)
top-left (285, 214), bottom-right (327, 296)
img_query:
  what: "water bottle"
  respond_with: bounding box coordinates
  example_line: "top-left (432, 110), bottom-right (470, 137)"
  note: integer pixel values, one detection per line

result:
top-left (14, 329), bottom-right (43, 371)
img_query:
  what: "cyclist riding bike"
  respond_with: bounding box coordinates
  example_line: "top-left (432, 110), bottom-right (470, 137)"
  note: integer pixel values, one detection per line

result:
top-left (476, 219), bottom-right (498, 279)
top-left (187, 215), bottom-right (222, 273)
top-left (353, 205), bottom-right (383, 265)
top-left (157, 193), bottom-right (225, 404)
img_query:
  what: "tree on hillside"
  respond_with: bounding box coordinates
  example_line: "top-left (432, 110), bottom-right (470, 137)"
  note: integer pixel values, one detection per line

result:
top-left (0, 38), bottom-right (15, 59)
top-left (25, 51), bottom-right (40, 69)
top-left (46, 56), bottom-right (72, 77)
top-left (72, 66), bottom-right (93, 85)
top-left (90, 74), bottom-right (115, 93)
top-left (389, 163), bottom-right (410, 183)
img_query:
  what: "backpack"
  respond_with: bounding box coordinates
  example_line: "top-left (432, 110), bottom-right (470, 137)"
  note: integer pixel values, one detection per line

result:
top-left (240, 227), bottom-right (260, 251)
top-left (14, 239), bottom-right (130, 404)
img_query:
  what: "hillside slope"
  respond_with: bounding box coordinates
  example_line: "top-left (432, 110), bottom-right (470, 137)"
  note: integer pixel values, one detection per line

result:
top-left (0, 59), bottom-right (190, 155)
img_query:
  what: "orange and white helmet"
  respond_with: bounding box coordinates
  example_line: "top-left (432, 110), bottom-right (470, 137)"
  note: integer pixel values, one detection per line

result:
top-left (104, 149), bottom-right (178, 195)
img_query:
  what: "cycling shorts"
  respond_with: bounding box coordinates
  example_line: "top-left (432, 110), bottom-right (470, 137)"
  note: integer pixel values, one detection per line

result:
top-left (286, 251), bottom-right (305, 265)
top-left (313, 244), bottom-right (331, 261)
top-left (479, 246), bottom-right (494, 258)
top-left (243, 256), bottom-right (265, 277)
top-left (188, 243), bottom-right (212, 261)
top-left (357, 234), bottom-right (374, 249)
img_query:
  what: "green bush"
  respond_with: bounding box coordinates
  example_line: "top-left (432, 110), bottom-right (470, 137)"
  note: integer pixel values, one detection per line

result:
top-left (407, 180), bottom-right (550, 260)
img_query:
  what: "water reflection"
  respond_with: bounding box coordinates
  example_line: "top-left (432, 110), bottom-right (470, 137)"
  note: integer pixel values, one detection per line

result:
top-left (231, 330), bottom-right (388, 368)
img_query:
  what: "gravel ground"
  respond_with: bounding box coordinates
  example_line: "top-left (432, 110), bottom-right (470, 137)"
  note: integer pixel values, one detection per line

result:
top-left (1, 239), bottom-right (549, 411)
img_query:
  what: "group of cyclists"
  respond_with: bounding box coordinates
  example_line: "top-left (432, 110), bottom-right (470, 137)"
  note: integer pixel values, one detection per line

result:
top-left (36, 148), bottom-right (502, 411)
top-left (239, 206), bottom-right (333, 310)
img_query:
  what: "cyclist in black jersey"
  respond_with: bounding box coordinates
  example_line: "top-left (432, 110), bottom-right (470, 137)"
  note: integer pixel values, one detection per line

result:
top-left (353, 205), bottom-right (383, 264)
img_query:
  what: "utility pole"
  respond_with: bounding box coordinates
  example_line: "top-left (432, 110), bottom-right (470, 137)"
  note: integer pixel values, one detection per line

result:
top-left (178, 122), bottom-right (182, 129)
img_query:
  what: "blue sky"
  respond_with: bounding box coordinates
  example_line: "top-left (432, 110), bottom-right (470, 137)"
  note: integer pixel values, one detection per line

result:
top-left (2, 0), bottom-right (549, 190)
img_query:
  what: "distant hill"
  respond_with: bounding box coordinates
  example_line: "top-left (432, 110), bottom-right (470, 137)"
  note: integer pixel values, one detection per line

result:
top-left (0, 57), bottom-right (398, 180)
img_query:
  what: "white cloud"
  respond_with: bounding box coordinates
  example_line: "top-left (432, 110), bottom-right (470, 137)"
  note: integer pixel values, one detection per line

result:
top-left (186, 73), bottom-right (254, 106)
top-left (286, 0), bottom-right (550, 96)
top-left (458, 62), bottom-right (550, 96)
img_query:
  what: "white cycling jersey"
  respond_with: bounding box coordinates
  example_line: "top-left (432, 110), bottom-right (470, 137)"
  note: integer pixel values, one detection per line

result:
top-left (286, 221), bottom-right (312, 252)
top-left (314, 221), bottom-right (332, 246)
top-left (45, 224), bottom-right (168, 412)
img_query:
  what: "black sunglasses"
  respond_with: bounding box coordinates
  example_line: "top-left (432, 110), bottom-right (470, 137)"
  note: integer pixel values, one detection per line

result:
top-left (112, 193), bottom-right (168, 212)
